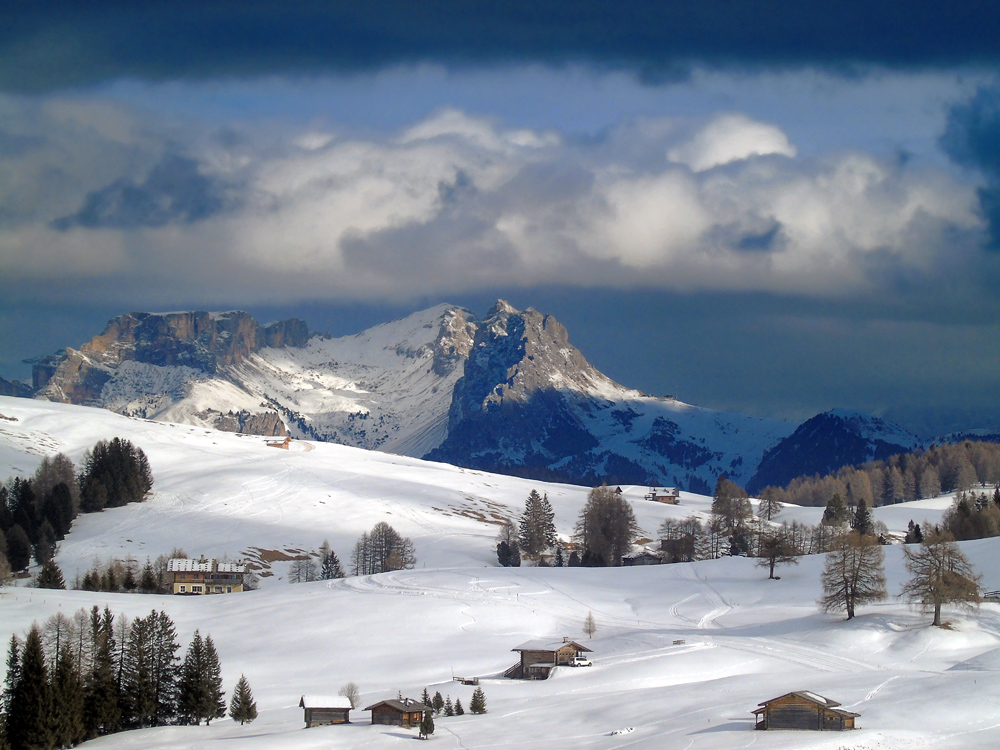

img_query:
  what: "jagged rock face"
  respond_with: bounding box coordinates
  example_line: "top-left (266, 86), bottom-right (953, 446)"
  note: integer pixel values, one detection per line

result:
top-left (200, 409), bottom-right (287, 437)
top-left (425, 301), bottom-right (786, 490)
top-left (0, 376), bottom-right (32, 398)
top-left (746, 409), bottom-right (923, 493)
top-left (33, 311), bottom-right (309, 402)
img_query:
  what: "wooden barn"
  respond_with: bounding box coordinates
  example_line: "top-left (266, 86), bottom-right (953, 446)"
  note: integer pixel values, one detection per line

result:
top-left (510, 637), bottom-right (593, 680)
top-left (299, 695), bottom-right (352, 727)
top-left (753, 691), bottom-right (859, 731)
top-left (364, 698), bottom-right (430, 728)
top-left (644, 487), bottom-right (680, 504)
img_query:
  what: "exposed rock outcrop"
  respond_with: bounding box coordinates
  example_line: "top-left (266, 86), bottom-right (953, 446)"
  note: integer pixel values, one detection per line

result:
top-left (0, 376), bottom-right (33, 398)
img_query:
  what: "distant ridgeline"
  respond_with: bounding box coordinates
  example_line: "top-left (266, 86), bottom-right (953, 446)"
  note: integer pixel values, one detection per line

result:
top-left (758, 440), bottom-right (1000, 508)
top-left (0, 438), bottom-right (152, 572)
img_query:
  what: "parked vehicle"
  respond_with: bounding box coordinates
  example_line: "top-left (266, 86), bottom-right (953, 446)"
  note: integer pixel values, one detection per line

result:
top-left (570, 656), bottom-right (592, 667)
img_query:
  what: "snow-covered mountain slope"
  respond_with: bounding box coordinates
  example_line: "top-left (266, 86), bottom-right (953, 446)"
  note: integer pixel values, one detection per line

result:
top-left (747, 408), bottom-right (925, 493)
top-left (0, 397), bottom-right (996, 750)
top-left (232, 304), bottom-right (477, 456)
top-left (429, 301), bottom-right (794, 491)
top-left (32, 305), bottom-right (478, 457)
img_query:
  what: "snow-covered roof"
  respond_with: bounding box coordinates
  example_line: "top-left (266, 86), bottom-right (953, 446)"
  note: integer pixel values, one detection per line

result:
top-left (167, 558), bottom-right (246, 573)
top-left (512, 638), bottom-right (592, 653)
top-left (757, 691), bottom-right (854, 711)
top-left (363, 698), bottom-right (430, 712)
top-left (299, 695), bottom-right (352, 710)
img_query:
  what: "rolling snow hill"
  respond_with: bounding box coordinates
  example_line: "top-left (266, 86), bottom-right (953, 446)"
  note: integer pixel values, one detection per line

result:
top-left (2, 397), bottom-right (997, 750)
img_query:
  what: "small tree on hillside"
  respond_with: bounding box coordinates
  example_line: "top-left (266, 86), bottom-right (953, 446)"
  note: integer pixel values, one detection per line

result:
top-left (757, 488), bottom-right (783, 522)
top-left (432, 691), bottom-right (444, 715)
top-left (469, 687), bottom-right (487, 714)
top-left (229, 674), bottom-right (258, 724)
top-left (454, 697), bottom-right (464, 715)
top-left (574, 486), bottom-right (641, 567)
top-left (850, 498), bottom-right (873, 537)
top-left (35, 559), bottom-right (66, 590)
top-left (901, 532), bottom-right (981, 626)
top-left (419, 709), bottom-right (435, 739)
top-left (583, 611), bottom-right (597, 639)
top-left (755, 528), bottom-right (799, 580)
top-left (519, 490), bottom-right (557, 559)
top-left (819, 532), bottom-right (887, 620)
top-left (822, 493), bottom-right (848, 526)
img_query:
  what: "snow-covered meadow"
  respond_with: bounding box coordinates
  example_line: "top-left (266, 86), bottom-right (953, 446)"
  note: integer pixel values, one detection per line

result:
top-left (1, 396), bottom-right (998, 749)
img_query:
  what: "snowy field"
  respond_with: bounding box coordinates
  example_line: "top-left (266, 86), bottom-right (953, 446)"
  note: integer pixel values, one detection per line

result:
top-left (1, 396), bottom-right (998, 749)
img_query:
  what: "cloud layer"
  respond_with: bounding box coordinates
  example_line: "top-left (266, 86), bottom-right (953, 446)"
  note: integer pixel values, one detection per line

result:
top-left (5, 2), bottom-right (1000, 93)
top-left (0, 97), bottom-right (985, 307)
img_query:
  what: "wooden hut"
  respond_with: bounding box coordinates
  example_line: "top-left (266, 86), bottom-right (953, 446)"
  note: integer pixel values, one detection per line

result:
top-left (753, 691), bottom-right (858, 731)
top-left (643, 487), bottom-right (679, 504)
top-left (364, 698), bottom-right (430, 728)
top-left (510, 637), bottom-right (593, 679)
top-left (299, 695), bottom-right (352, 727)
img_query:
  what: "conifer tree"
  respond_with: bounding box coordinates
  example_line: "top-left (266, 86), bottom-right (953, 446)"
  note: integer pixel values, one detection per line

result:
top-left (320, 544), bottom-right (345, 579)
top-left (822, 493), bottom-right (848, 526)
top-left (444, 695), bottom-right (454, 716)
top-left (51, 645), bottom-right (85, 748)
top-left (203, 636), bottom-right (226, 724)
top-left (454, 697), bottom-right (464, 715)
top-left (469, 686), bottom-right (487, 714)
top-left (7, 625), bottom-right (53, 750)
top-left (178, 631), bottom-right (225, 725)
top-left (229, 674), bottom-right (258, 724)
top-left (35, 558), bottom-right (66, 589)
top-left (419, 709), bottom-right (435, 739)
top-left (432, 690), bottom-right (444, 715)
top-left (139, 559), bottom-right (158, 593)
top-left (518, 490), bottom-right (557, 558)
top-left (850, 498), bottom-right (873, 537)
top-left (2, 635), bottom-right (21, 719)
top-left (84, 607), bottom-right (121, 737)
top-left (421, 687), bottom-right (431, 707)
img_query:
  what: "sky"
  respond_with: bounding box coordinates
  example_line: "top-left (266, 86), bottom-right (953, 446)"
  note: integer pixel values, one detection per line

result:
top-left (3, 2), bottom-right (1000, 435)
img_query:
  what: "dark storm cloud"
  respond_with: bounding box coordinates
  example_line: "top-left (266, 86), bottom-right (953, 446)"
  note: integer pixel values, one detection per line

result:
top-left (52, 154), bottom-right (227, 230)
top-left (942, 85), bottom-right (1000, 248)
top-left (4, 1), bottom-right (1000, 93)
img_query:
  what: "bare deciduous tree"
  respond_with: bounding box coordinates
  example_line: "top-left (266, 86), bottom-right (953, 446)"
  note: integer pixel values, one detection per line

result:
top-left (338, 681), bottom-right (360, 709)
top-left (573, 486), bottom-right (641, 567)
top-left (901, 532), bottom-right (981, 626)
top-left (755, 528), bottom-right (799, 580)
top-left (819, 532), bottom-right (887, 620)
top-left (583, 611), bottom-right (597, 639)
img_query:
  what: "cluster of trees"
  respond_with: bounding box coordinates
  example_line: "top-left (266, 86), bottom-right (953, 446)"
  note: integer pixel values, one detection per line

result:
top-left (498, 485), bottom-right (643, 568)
top-left (79, 438), bottom-right (153, 513)
top-left (939, 488), bottom-right (1000, 541)
top-left (350, 523), bottom-right (415, 576)
top-left (0, 441), bottom-right (152, 577)
top-left (819, 528), bottom-right (981, 626)
top-left (289, 540), bottom-right (345, 583)
top-left (416, 686), bottom-right (486, 740)
top-left (0, 606), bottom-right (248, 749)
top-left (760, 440), bottom-right (1000, 508)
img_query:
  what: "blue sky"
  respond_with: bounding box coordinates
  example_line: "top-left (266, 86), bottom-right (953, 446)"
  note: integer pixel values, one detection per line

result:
top-left (3, 2), bottom-right (1000, 434)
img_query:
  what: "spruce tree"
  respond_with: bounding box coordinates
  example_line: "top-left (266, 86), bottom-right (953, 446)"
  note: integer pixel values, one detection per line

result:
top-left (419, 709), bottom-right (435, 739)
top-left (203, 636), bottom-right (226, 724)
top-left (822, 493), bottom-right (848, 526)
top-left (421, 687), bottom-right (431, 707)
top-left (84, 607), bottom-right (121, 737)
top-left (178, 630), bottom-right (206, 724)
top-left (35, 558), bottom-right (66, 589)
top-left (851, 498), bottom-right (873, 537)
top-left (454, 697), bottom-right (464, 715)
top-left (469, 686), bottom-right (487, 714)
top-left (432, 690), bottom-right (444, 715)
top-left (51, 645), bottom-right (85, 748)
top-left (229, 674), bottom-right (258, 724)
top-left (444, 695), bottom-right (454, 716)
top-left (139, 559), bottom-right (158, 593)
top-left (7, 625), bottom-right (53, 750)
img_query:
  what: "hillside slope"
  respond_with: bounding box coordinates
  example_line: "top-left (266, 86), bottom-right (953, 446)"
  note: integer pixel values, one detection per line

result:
top-left (0, 397), bottom-right (994, 750)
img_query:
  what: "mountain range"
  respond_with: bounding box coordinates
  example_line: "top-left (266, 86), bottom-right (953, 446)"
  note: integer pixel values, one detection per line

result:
top-left (22, 301), bottom-right (937, 494)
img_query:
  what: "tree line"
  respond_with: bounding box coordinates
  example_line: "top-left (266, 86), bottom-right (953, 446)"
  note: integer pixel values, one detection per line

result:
top-left (0, 606), bottom-right (254, 749)
top-left (0, 439), bottom-right (152, 576)
top-left (758, 440), bottom-right (1000, 508)
top-left (350, 522), bottom-right (416, 576)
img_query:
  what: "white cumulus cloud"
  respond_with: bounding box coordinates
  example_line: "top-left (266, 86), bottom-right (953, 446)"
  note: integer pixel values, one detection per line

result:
top-left (667, 114), bottom-right (797, 172)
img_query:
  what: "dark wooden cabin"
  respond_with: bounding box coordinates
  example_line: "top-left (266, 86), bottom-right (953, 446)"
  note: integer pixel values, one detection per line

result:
top-left (364, 698), bottom-right (430, 728)
top-left (299, 695), bottom-right (352, 727)
top-left (753, 691), bottom-right (859, 731)
top-left (510, 637), bottom-right (593, 679)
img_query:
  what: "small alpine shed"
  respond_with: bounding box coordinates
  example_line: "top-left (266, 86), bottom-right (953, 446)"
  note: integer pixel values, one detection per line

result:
top-left (364, 698), bottom-right (430, 728)
top-left (299, 695), bottom-right (352, 727)
top-left (753, 691), bottom-right (859, 731)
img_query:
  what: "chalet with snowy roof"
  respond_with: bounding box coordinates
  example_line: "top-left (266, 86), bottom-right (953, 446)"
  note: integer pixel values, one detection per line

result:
top-left (166, 557), bottom-right (247, 595)
top-left (644, 486), bottom-right (679, 504)
top-left (753, 691), bottom-right (859, 731)
top-left (299, 695), bottom-right (352, 727)
top-left (364, 698), bottom-right (430, 728)
top-left (509, 637), bottom-right (593, 680)
top-left (622, 546), bottom-right (663, 566)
